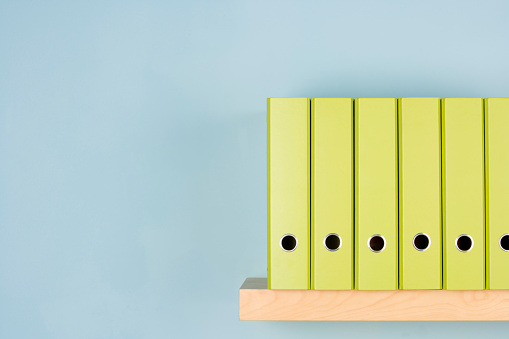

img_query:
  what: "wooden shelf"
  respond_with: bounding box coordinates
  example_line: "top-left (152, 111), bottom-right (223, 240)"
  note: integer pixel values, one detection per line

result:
top-left (239, 278), bottom-right (509, 321)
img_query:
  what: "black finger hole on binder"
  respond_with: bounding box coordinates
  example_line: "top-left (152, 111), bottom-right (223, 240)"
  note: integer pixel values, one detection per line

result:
top-left (413, 233), bottom-right (430, 251)
top-left (324, 233), bottom-right (341, 251)
top-left (368, 235), bottom-right (385, 253)
top-left (456, 234), bottom-right (473, 252)
top-left (499, 234), bottom-right (509, 252)
top-left (280, 234), bottom-right (297, 252)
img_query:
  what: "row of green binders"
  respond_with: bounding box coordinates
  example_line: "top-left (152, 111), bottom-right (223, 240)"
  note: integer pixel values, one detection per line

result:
top-left (267, 97), bottom-right (509, 290)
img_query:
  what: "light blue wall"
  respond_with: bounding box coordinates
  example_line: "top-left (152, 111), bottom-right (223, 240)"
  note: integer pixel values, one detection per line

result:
top-left (1, 0), bottom-right (508, 337)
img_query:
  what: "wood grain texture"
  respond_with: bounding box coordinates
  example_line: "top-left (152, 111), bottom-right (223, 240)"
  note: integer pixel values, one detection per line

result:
top-left (239, 278), bottom-right (509, 321)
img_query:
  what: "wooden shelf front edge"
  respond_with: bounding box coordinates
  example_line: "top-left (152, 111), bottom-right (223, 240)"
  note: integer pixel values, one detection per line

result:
top-left (239, 278), bottom-right (509, 321)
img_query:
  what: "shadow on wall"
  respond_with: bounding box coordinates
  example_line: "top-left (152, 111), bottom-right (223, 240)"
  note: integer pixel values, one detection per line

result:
top-left (296, 71), bottom-right (486, 99)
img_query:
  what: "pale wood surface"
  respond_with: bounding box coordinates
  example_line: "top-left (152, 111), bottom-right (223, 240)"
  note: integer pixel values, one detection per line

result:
top-left (239, 278), bottom-right (509, 321)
